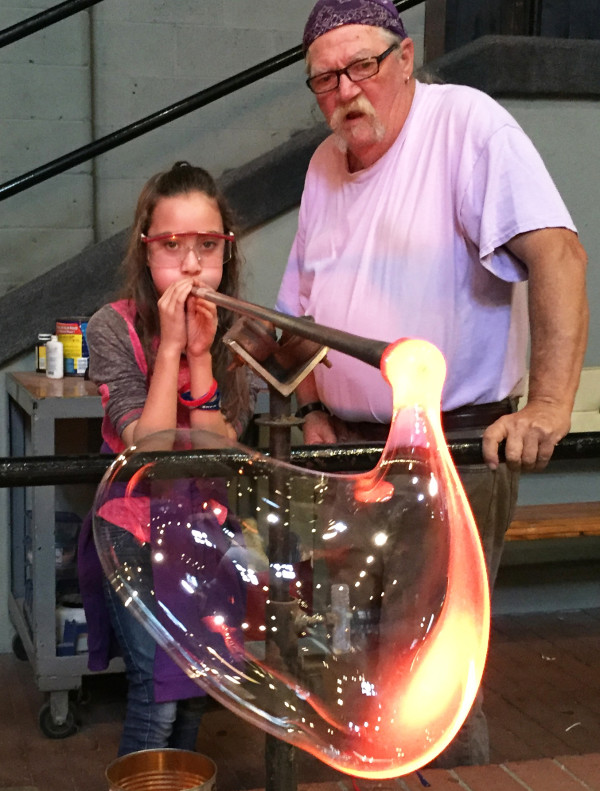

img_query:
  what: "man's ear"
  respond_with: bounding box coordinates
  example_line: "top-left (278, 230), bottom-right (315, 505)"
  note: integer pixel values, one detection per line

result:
top-left (400, 37), bottom-right (415, 78)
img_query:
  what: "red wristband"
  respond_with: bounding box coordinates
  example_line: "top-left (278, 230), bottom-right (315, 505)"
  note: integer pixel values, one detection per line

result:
top-left (178, 378), bottom-right (218, 408)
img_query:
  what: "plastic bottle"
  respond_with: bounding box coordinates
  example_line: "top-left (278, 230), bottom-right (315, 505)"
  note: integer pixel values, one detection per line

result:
top-left (45, 335), bottom-right (64, 379)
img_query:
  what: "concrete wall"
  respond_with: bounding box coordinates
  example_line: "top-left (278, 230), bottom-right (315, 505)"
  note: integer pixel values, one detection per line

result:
top-left (0, 0), bottom-right (425, 290)
top-left (0, 2), bottom-right (93, 291)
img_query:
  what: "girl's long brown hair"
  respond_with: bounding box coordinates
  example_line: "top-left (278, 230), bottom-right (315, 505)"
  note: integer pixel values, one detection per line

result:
top-left (120, 161), bottom-right (249, 429)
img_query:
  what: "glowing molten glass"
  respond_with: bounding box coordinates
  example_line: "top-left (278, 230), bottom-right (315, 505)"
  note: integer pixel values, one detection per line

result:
top-left (93, 338), bottom-right (489, 778)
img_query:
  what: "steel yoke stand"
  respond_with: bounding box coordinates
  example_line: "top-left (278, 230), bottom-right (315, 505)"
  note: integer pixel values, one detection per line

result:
top-left (223, 316), bottom-right (329, 791)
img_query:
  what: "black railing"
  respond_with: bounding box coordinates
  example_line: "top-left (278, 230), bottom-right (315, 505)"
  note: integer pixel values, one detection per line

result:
top-left (0, 0), bottom-right (103, 49)
top-left (0, 46), bottom-right (302, 202)
top-left (0, 0), bottom-right (423, 202)
top-left (1, 432), bottom-right (599, 487)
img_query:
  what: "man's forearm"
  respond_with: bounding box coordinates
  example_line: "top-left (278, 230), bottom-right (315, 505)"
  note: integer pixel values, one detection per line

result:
top-left (526, 235), bottom-right (588, 414)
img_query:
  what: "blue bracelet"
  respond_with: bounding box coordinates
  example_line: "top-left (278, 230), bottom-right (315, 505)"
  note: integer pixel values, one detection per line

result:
top-left (178, 379), bottom-right (218, 408)
top-left (195, 390), bottom-right (221, 410)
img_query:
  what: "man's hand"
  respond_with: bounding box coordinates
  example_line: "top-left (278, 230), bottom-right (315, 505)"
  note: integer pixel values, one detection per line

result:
top-left (485, 227), bottom-right (588, 473)
top-left (482, 399), bottom-right (571, 471)
top-left (302, 409), bottom-right (337, 444)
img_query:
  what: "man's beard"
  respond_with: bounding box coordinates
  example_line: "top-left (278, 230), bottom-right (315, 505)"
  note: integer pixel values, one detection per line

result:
top-left (329, 95), bottom-right (386, 152)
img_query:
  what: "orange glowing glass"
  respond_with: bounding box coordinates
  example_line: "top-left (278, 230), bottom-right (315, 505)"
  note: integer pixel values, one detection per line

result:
top-left (93, 338), bottom-right (489, 778)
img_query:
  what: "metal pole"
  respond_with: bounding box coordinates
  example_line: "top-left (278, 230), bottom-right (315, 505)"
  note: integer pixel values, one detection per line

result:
top-left (1, 433), bottom-right (599, 487)
top-left (193, 289), bottom-right (389, 370)
top-left (0, 0), bottom-right (103, 49)
top-left (264, 387), bottom-right (298, 791)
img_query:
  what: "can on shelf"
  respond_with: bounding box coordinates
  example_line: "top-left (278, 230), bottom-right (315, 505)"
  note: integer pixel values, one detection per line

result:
top-left (55, 317), bottom-right (90, 376)
top-left (35, 333), bottom-right (53, 373)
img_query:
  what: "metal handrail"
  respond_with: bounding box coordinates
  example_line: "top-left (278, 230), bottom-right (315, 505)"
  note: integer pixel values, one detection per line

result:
top-left (1, 432), bottom-right (599, 487)
top-left (0, 0), bottom-right (103, 49)
top-left (0, 0), bottom-right (423, 202)
top-left (0, 45), bottom-right (302, 202)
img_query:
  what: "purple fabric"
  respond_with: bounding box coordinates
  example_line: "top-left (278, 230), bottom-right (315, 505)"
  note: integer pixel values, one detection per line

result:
top-left (78, 457), bottom-right (246, 703)
top-left (151, 479), bottom-right (246, 703)
top-left (78, 508), bottom-right (121, 670)
top-left (303, 0), bottom-right (407, 51)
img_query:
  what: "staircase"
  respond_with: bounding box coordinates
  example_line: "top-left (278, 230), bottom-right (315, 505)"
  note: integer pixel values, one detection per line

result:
top-left (1, 33), bottom-right (599, 369)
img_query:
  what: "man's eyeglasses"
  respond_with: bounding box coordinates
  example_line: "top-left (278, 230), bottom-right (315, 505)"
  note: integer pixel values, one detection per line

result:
top-left (141, 231), bottom-right (235, 268)
top-left (306, 43), bottom-right (399, 95)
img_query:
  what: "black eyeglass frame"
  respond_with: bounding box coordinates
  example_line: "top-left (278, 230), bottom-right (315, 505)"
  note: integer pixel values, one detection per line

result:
top-left (306, 42), bottom-right (399, 95)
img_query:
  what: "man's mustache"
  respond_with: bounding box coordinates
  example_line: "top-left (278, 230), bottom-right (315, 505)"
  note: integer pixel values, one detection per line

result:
top-left (329, 95), bottom-right (379, 131)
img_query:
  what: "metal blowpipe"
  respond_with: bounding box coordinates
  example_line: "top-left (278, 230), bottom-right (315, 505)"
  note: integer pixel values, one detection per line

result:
top-left (192, 287), bottom-right (389, 370)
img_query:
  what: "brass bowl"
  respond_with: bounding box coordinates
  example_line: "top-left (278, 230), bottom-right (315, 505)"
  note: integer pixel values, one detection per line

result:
top-left (106, 748), bottom-right (217, 791)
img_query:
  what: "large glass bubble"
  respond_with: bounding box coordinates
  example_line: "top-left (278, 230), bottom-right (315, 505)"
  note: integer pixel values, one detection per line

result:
top-left (93, 339), bottom-right (489, 778)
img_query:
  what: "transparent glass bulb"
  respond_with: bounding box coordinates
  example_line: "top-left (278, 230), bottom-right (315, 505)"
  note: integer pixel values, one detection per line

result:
top-left (93, 339), bottom-right (489, 778)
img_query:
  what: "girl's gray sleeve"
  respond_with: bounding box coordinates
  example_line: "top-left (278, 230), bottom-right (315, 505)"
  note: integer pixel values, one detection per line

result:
top-left (87, 305), bottom-right (148, 436)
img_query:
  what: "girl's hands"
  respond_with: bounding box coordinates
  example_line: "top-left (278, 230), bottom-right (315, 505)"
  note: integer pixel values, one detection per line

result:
top-left (157, 277), bottom-right (217, 358)
top-left (156, 278), bottom-right (192, 355)
top-left (186, 289), bottom-right (218, 358)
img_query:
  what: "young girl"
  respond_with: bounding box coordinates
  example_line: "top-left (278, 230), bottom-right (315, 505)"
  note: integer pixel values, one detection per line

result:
top-left (78, 161), bottom-right (254, 756)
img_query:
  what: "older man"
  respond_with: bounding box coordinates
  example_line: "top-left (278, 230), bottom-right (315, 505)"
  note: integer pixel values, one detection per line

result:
top-left (276, 0), bottom-right (588, 768)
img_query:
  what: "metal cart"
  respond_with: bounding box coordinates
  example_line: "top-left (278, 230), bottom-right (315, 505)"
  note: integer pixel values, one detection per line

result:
top-left (7, 372), bottom-right (122, 737)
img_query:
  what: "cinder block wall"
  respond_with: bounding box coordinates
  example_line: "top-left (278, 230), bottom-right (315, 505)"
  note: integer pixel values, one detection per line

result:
top-left (0, 0), bottom-right (426, 291)
top-left (0, 4), bottom-right (93, 292)
top-left (89, 0), bottom-right (318, 237)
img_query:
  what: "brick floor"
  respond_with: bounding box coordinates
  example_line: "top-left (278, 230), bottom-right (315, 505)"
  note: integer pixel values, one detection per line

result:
top-left (2, 607), bottom-right (600, 790)
top-left (297, 756), bottom-right (600, 790)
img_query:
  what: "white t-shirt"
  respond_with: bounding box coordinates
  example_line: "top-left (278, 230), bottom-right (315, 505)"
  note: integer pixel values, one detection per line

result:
top-left (276, 81), bottom-right (576, 420)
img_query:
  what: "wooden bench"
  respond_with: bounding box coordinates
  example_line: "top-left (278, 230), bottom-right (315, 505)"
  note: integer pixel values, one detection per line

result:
top-left (508, 368), bottom-right (600, 542)
top-left (506, 501), bottom-right (600, 541)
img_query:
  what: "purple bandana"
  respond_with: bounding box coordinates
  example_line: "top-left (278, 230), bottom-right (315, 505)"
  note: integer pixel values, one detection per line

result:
top-left (303, 0), bottom-right (408, 52)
